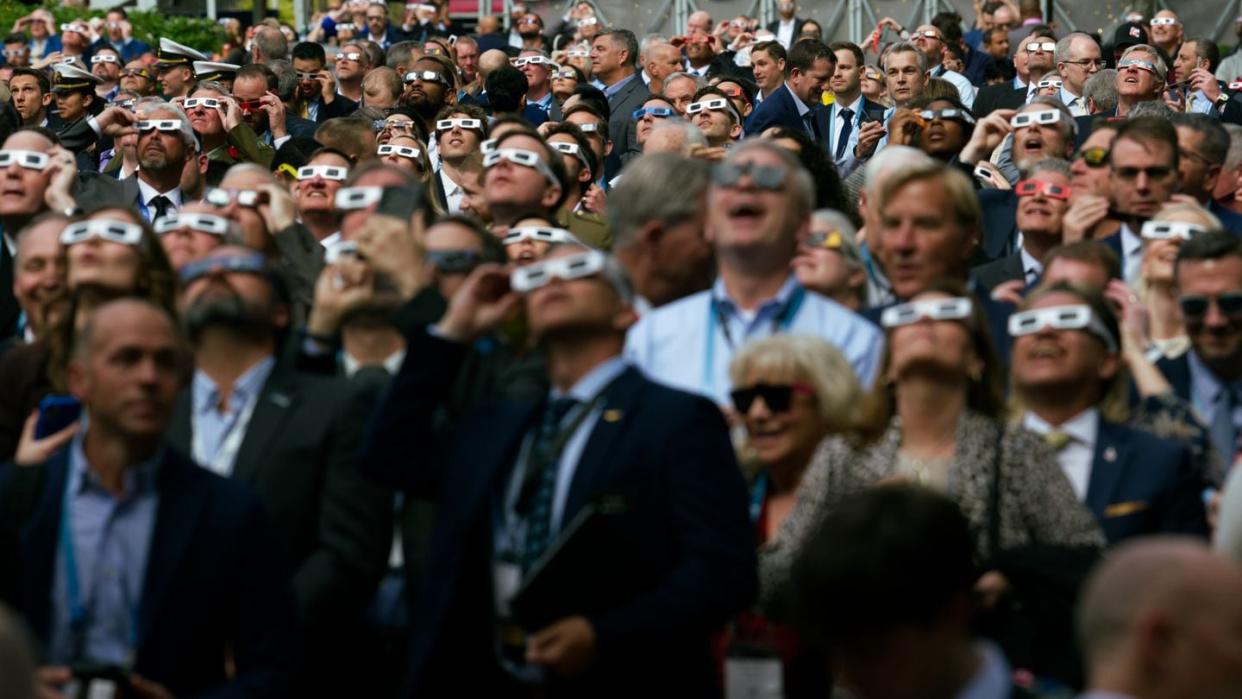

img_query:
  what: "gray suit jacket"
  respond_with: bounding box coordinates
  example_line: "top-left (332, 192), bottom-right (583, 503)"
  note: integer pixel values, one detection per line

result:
top-left (972, 253), bottom-right (1026, 292)
top-left (605, 72), bottom-right (649, 177)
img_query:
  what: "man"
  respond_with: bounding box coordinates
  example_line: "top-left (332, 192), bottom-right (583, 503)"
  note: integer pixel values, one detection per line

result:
top-left (90, 8), bottom-right (149, 64)
top-left (154, 37), bottom-right (207, 99)
top-left (9, 68), bottom-right (51, 128)
top-left (57, 21), bottom-right (90, 61)
top-left (974, 27), bottom-right (1056, 118)
top-left (0, 131), bottom-right (64, 340)
top-left (517, 50), bottom-right (561, 122)
top-left (767, 1), bottom-right (805, 49)
top-left (1157, 232), bottom-right (1242, 465)
top-left (686, 10), bottom-right (712, 36)
top-left (687, 87), bottom-right (742, 148)
top-left (1083, 69), bottom-right (1119, 117)
top-left (642, 42), bottom-right (681, 95)
top-left (167, 247), bottom-right (389, 691)
top-left (911, 23), bottom-right (975, 108)
top-left (119, 60), bottom-right (155, 97)
top-left (744, 39), bottom-right (834, 139)
top-left (90, 46), bottom-right (122, 102)
top-left (1011, 284), bottom-right (1207, 543)
top-left (1173, 38), bottom-right (1242, 123)
top-left (291, 42), bottom-right (359, 123)
top-left (1113, 44), bottom-right (1167, 118)
top-left (334, 42), bottom-right (372, 104)
top-left (590, 30), bottom-right (648, 177)
top-left (513, 13), bottom-right (548, 52)
top-left (749, 41), bottom-right (785, 104)
top-left (433, 105), bottom-right (488, 214)
top-left (826, 42), bottom-right (885, 177)
top-left (362, 66), bottom-right (404, 111)
top-left (793, 486), bottom-right (1032, 699)
top-left (879, 42), bottom-right (926, 111)
top-left (1171, 113), bottom-right (1242, 233)
top-left (1077, 538), bottom-right (1242, 698)
top-left (982, 26), bottom-right (1010, 62)
top-left (2, 34), bottom-right (28, 68)
top-left (185, 83), bottom-right (274, 168)
top-left (362, 241), bottom-right (756, 695)
top-left (250, 25), bottom-right (288, 65)
top-left (973, 159), bottom-right (1071, 291)
top-left (0, 299), bottom-right (294, 698)
top-left (681, 32), bottom-right (723, 81)
top-left (126, 102), bottom-right (197, 222)
top-left (293, 148), bottom-right (351, 245)
top-left (401, 55), bottom-right (456, 125)
top-left (10, 212), bottom-right (63, 346)
top-left (234, 63), bottom-right (316, 149)
top-left (483, 129), bottom-right (569, 228)
top-left (608, 153), bottom-right (713, 309)
top-left (455, 35), bottom-right (482, 98)
top-left (359, 2), bottom-right (402, 50)
top-left (1216, 124), bottom-right (1242, 215)
top-left (662, 72), bottom-right (700, 116)
top-left (19, 10), bottom-right (58, 62)
top-left (626, 141), bottom-right (883, 405)
top-left (1148, 9), bottom-right (1183, 67)
top-left (155, 201), bottom-right (244, 271)
top-left (1056, 32), bottom-right (1104, 117)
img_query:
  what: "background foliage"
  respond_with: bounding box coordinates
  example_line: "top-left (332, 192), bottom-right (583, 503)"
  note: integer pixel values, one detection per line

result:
top-left (0, 2), bottom-right (227, 58)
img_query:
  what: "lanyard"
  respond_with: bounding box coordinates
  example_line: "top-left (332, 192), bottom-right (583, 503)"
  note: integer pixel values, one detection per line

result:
top-left (702, 286), bottom-right (805, 393)
top-left (748, 471), bottom-right (768, 524)
top-left (192, 391), bottom-right (261, 476)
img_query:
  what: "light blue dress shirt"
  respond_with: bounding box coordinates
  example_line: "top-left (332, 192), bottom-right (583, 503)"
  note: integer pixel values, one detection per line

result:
top-left (625, 276), bottom-right (884, 405)
top-left (601, 72), bottom-right (637, 100)
top-left (1188, 349), bottom-right (1242, 432)
top-left (190, 355), bottom-right (276, 476)
top-left (49, 429), bottom-right (161, 666)
top-left (955, 641), bottom-right (1012, 699)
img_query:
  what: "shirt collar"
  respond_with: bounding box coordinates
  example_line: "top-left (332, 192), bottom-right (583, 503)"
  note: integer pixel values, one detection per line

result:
top-left (1120, 224), bottom-right (1143, 256)
top-left (69, 420), bottom-right (163, 498)
top-left (439, 168), bottom-right (462, 195)
top-left (192, 355), bottom-right (277, 416)
top-left (1019, 244), bottom-right (1043, 278)
top-left (135, 176), bottom-right (181, 206)
top-left (320, 231), bottom-right (342, 249)
top-left (786, 83), bottom-right (812, 117)
top-left (711, 274), bottom-right (801, 314)
top-left (954, 641), bottom-right (1012, 699)
top-left (1023, 407), bottom-right (1099, 446)
top-left (1189, 349), bottom-right (1242, 402)
top-left (549, 355), bottom-right (630, 402)
top-left (602, 72), bottom-right (637, 98)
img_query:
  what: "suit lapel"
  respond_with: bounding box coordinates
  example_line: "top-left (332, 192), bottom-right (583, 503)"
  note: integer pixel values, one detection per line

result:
top-left (18, 450), bottom-right (71, 643)
top-left (138, 451), bottom-right (207, 652)
top-left (230, 370), bottom-right (295, 485)
top-left (166, 391), bottom-right (192, 458)
top-left (563, 368), bottom-right (646, 521)
top-left (1085, 421), bottom-right (1127, 519)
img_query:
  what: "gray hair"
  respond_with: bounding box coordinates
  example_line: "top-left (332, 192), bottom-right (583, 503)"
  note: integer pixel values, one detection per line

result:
top-left (135, 100), bottom-right (199, 152)
top-left (1054, 32), bottom-right (1095, 64)
top-left (253, 25), bottom-right (289, 61)
top-left (884, 41), bottom-right (928, 73)
top-left (862, 145), bottom-right (934, 196)
top-left (647, 120), bottom-right (708, 150)
top-left (1022, 157), bottom-right (1072, 179)
top-left (726, 139), bottom-right (815, 218)
top-left (1171, 113), bottom-right (1230, 167)
top-left (1223, 123), bottom-right (1242, 173)
top-left (266, 58), bottom-right (298, 101)
top-left (1129, 100), bottom-right (1175, 120)
top-left (386, 41), bottom-right (418, 70)
top-left (221, 162), bottom-right (278, 185)
top-left (1019, 96), bottom-right (1077, 140)
top-left (607, 153), bottom-right (710, 249)
top-left (1120, 44), bottom-right (1168, 82)
top-left (662, 71), bottom-right (704, 92)
top-left (1084, 69), bottom-right (1117, 113)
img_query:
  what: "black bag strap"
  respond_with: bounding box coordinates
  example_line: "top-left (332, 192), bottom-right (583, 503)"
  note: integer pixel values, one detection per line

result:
top-left (986, 419), bottom-right (1004, 560)
top-left (0, 465), bottom-right (47, 605)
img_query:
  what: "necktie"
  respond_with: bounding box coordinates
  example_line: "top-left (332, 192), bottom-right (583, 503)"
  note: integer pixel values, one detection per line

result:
top-left (150, 195), bottom-right (172, 221)
top-left (835, 108), bottom-right (854, 160)
top-left (802, 112), bottom-right (816, 138)
top-left (1211, 387), bottom-right (1237, 465)
top-left (519, 397), bottom-right (579, 572)
top-left (1044, 430), bottom-right (1072, 451)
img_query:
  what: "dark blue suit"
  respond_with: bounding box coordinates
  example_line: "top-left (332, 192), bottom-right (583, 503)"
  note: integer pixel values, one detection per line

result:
top-left (1210, 200), bottom-right (1242, 235)
top-left (1156, 353), bottom-right (1194, 402)
top-left (1086, 420), bottom-right (1208, 544)
top-left (0, 447), bottom-right (296, 698)
top-left (979, 189), bottom-right (1018, 261)
top-left (360, 329), bottom-right (757, 697)
top-left (745, 83), bottom-right (813, 137)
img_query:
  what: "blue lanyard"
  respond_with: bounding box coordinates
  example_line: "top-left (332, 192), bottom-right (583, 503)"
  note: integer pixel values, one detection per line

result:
top-left (749, 471), bottom-right (768, 524)
top-left (702, 286), bottom-right (805, 393)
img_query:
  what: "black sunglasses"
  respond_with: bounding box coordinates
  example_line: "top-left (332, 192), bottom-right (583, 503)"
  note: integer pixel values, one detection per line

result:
top-left (1179, 292), bottom-right (1242, 320)
top-left (426, 249), bottom-right (480, 274)
top-left (712, 161), bottom-right (787, 191)
top-left (730, 382), bottom-right (812, 414)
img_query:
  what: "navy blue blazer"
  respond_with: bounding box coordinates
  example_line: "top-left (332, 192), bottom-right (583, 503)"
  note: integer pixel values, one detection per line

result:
top-left (360, 329), bottom-right (757, 697)
top-left (1086, 420), bottom-right (1208, 544)
top-left (979, 189), bottom-right (1019, 261)
top-left (744, 83), bottom-right (811, 137)
top-left (0, 447), bottom-right (296, 698)
top-left (1156, 353), bottom-right (1194, 402)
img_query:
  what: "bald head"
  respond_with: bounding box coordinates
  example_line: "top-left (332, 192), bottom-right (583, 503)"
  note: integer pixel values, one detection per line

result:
top-left (478, 49), bottom-right (509, 80)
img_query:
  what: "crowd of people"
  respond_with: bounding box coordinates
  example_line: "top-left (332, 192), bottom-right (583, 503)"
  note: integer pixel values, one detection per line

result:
top-left (1, 0), bottom-right (1242, 697)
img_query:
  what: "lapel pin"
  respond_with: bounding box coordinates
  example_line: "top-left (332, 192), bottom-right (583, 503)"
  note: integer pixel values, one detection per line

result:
top-left (603, 409), bottom-right (623, 422)
top-left (1103, 446), bottom-right (1117, 462)
top-left (270, 393), bottom-right (291, 408)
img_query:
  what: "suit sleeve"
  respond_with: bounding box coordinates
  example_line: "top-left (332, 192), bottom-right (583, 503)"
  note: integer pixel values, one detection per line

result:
top-left (588, 396), bottom-right (757, 655)
top-left (1156, 442), bottom-right (1210, 537)
top-left (226, 124), bottom-right (275, 168)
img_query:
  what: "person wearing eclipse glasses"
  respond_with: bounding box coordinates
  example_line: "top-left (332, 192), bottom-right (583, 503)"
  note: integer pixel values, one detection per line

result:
top-left (182, 82), bottom-right (275, 168)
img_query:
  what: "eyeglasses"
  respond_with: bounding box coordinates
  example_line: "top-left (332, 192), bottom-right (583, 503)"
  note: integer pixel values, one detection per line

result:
top-left (1010, 110), bottom-right (1061, 128)
top-left (204, 188), bottom-right (269, 208)
top-left (1179, 293), bottom-right (1242, 320)
top-left (712, 161), bottom-right (786, 190)
top-left (335, 186), bottom-right (383, 210)
top-left (1112, 165), bottom-right (1175, 180)
top-left (483, 148), bottom-right (558, 185)
top-left (404, 70), bottom-right (448, 85)
top-left (1141, 220), bottom-right (1207, 241)
top-left (915, 30), bottom-right (942, 40)
top-left (112, 99), bottom-right (136, 110)
top-left (336, 52), bottom-right (362, 61)
top-left (481, 138), bottom-right (497, 153)
top-left (807, 230), bottom-right (845, 249)
top-left (296, 71), bottom-right (320, 81)
top-left (577, 17), bottom-right (598, 26)
top-left (121, 69), bottom-right (149, 79)
top-left (377, 144), bottom-right (421, 159)
top-left (566, 49), bottom-right (590, 58)
top-left (730, 382), bottom-right (814, 414)
top-left (511, 250), bottom-right (606, 293)
top-left (436, 118), bottom-right (483, 131)
top-left (91, 54), bottom-right (119, 64)
top-left (180, 253), bottom-right (269, 284)
top-left (0, 150), bottom-right (49, 171)
top-left (426, 249), bottom-right (481, 274)
top-left (684, 34), bottom-right (711, 45)
top-left (136, 120), bottom-right (182, 133)
top-left (550, 141), bottom-right (582, 156)
top-left (880, 297), bottom-right (973, 328)
top-left (686, 98), bottom-right (729, 114)
top-left (154, 212), bottom-right (231, 236)
top-left (183, 97), bottom-right (221, 110)
top-left (1077, 147), bottom-right (1109, 168)
top-left (553, 69), bottom-right (577, 80)
top-left (297, 165), bottom-right (348, 181)
top-left (574, 122), bottom-right (601, 134)
top-left (1061, 58), bottom-right (1106, 69)
top-left (1036, 78), bottom-right (1063, 89)
top-left (504, 226), bottom-right (579, 246)
top-left (918, 108), bottom-right (976, 124)
top-left (236, 99), bottom-right (263, 113)
top-left (1008, 304), bottom-right (1117, 351)
top-left (1117, 58), bottom-right (1160, 77)
top-left (511, 56), bottom-right (557, 68)
top-left (381, 119), bottom-right (416, 133)
top-left (1014, 179), bottom-right (1071, 200)
top-left (517, 17), bottom-right (540, 25)
top-left (1025, 41), bottom-right (1056, 53)
top-left (2, 49), bottom-right (25, 57)
top-left (1150, 17), bottom-right (1179, 26)
top-left (633, 106), bottom-right (675, 119)
top-left (59, 219), bottom-right (144, 247)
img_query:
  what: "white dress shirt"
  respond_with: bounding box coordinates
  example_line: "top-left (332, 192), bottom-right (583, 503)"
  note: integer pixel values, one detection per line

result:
top-left (1019, 245), bottom-right (1044, 286)
top-left (1060, 86), bottom-right (1088, 116)
top-left (775, 18), bottom-right (797, 49)
top-left (135, 177), bottom-right (182, 222)
top-left (439, 169), bottom-right (465, 213)
top-left (1023, 408), bottom-right (1099, 501)
top-left (1120, 224), bottom-right (1143, 285)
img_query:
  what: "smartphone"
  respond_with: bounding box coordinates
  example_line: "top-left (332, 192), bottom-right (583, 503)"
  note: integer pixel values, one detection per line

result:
top-left (35, 395), bottom-right (81, 439)
top-left (376, 185), bottom-right (424, 220)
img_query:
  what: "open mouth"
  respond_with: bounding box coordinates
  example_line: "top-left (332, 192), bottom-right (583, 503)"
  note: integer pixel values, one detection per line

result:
top-left (727, 201), bottom-right (766, 224)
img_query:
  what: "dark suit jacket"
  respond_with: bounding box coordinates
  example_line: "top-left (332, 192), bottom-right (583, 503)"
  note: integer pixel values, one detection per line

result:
top-left (972, 82), bottom-right (1026, 119)
top-left (978, 189), bottom-right (1019, 261)
top-left (1210, 200), bottom-right (1242, 234)
top-left (361, 330), bottom-right (756, 697)
top-left (75, 171), bottom-right (140, 214)
top-left (0, 447), bottom-right (295, 697)
top-left (603, 73), bottom-right (649, 180)
top-left (972, 253), bottom-right (1026, 292)
top-left (1087, 420), bottom-right (1208, 544)
top-left (166, 364), bottom-right (391, 635)
top-left (285, 114), bottom-right (319, 139)
top-left (1156, 353), bottom-right (1194, 402)
top-left (745, 83), bottom-right (811, 137)
top-left (0, 228), bottom-right (18, 341)
top-left (316, 94), bottom-right (359, 123)
top-left (766, 17), bottom-right (806, 37)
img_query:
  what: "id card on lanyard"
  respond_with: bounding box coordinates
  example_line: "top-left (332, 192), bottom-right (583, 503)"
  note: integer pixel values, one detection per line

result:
top-left (192, 395), bottom-right (260, 476)
top-left (702, 287), bottom-right (806, 394)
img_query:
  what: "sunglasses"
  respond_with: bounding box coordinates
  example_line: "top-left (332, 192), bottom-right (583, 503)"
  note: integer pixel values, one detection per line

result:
top-left (881, 297), bottom-right (973, 327)
top-left (137, 120), bottom-right (182, 133)
top-left (2, 49), bottom-right (25, 57)
top-left (377, 144), bottom-right (421, 159)
top-left (511, 250), bottom-right (606, 293)
top-left (335, 186), bottom-right (383, 210)
top-left (204, 188), bottom-right (269, 208)
top-left (686, 98), bottom-right (729, 114)
top-left (503, 226), bottom-right (578, 246)
top-left (112, 98), bottom-right (136, 110)
top-left (480, 138), bottom-right (497, 153)
top-left (297, 165), bottom-right (348, 181)
top-left (380, 119), bottom-right (415, 132)
top-left (0, 149), bottom-right (48, 171)
top-left (325, 240), bottom-right (361, 265)
top-left (1025, 41), bottom-right (1056, 52)
top-left (712, 161), bottom-right (786, 190)
top-left (404, 70), bottom-right (448, 85)
top-left (1141, 220), bottom-right (1206, 241)
top-left (426, 249), bottom-right (480, 274)
top-left (578, 17), bottom-right (598, 26)
top-left (1117, 58), bottom-right (1159, 77)
top-left (1077, 147), bottom-right (1109, 168)
top-left (236, 99), bottom-right (263, 112)
top-left (60, 219), bottom-right (144, 247)
top-left (184, 97), bottom-right (221, 110)
top-left (1010, 110), bottom-right (1061, 128)
top-left (807, 230), bottom-right (848, 250)
top-left (511, 56), bottom-right (556, 68)
top-left (918, 107), bottom-right (975, 124)
top-left (575, 122), bottom-right (601, 134)
top-left (1014, 179), bottom-right (1071, 200)
top-left (1036, 78), bottom-right (1063, 89)
top-left (336, 52), bottom-right (362, 61)
top-left (180, 253), bottom-right (269, 284)
top-left (483, 148), bottom-right (558, 184)
top-left (1180, 293), bottom-right (1242, 320)
top-left (1150, 17), bottom-right (1179, 26)
top-left (1112, 165), bottom-right (1175, 180)
top-left (91, 54), bottom-right (119, 64)
top-left (684, 34), bottom-right (711, 44)
top-left (435, 118), bottom-right (483, 131)
top-left (633, 106), bottom-right (675, 119)
top-left (1008, 304), bottom-right (1117, 351)
top-left (121, 69), bottom-right (150, 79)
top-left (915, 30), bottom-right (941, 39)
top-left (553, 69), bottom-right (577, 80)
top-left (566, 49), bottom-right (590, 58)
top-left (730, 382), bottom-right (814, 414)
top-left (154, 212), bottom-right (231, 235)
top-left (296, 70), bottom-right (320, 81)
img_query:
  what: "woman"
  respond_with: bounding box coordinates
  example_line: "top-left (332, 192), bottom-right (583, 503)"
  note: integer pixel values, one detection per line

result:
top-left (764, 281), bottom-right (1103, 611)
top-left (0, 207), bottom-right (176, 463)
top-left (910, 96), bottom-right (975, 162)
top-left (378, 134), bottom-right (444, 217)
top-left (720, 334), bottom-right (861, 695)
top-left (502, 213), bottom-right (584, 265)
top-left (1139, 201), bottom-right (1222, 360)
top-left (550, 64), bottom-right (584, 104)
top-left (791, 210), bottom-right (867, 310)
top-left (860, 65), bottom-right (888, 106)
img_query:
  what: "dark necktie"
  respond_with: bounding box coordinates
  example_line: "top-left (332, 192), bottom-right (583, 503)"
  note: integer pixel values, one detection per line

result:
top-left (518, 397), bottom-right (579, 572)
top-left (150, 195), bottom-right (172, 221)
top-left (1211, 386), bottom-right (1237, 465)
top-left (802, 112), bottom-right (816, 138)
top-left (835, 108), bottom-right (854, 160)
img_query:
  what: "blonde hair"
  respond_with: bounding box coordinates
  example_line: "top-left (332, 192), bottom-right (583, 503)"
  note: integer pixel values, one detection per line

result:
top-left (1152, 201), bottom-right (1223, 230)
top-left (729, 334), bottom-right (861, 432)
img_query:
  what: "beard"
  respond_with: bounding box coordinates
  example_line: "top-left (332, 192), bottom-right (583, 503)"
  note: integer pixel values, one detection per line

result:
top-left (183, 285), bottom-right (276, 343)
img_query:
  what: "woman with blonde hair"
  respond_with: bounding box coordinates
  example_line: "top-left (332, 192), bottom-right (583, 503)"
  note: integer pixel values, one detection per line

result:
top-left (1138, 200), bottom-right (1223, 360)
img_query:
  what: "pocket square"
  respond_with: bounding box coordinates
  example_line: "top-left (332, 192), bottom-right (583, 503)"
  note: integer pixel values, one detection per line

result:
top-left (1105, 501), bottom-right (1148, 518)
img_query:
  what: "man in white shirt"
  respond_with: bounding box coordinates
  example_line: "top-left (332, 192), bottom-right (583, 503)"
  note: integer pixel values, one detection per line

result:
top-left (432, 105), bottom-right (487, 214)
top-left (1055, 32), bottom-right (1104, 117)
top-left (911, 23), bottom-right (976, 108)
top-left (768, 1), bottom-right (803, 50)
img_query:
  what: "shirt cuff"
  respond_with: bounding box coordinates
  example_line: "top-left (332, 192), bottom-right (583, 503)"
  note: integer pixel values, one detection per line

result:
top-left (87, 115), bottom-right (102, 137)
top-left (273, 134), bottom-right (292, 149)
